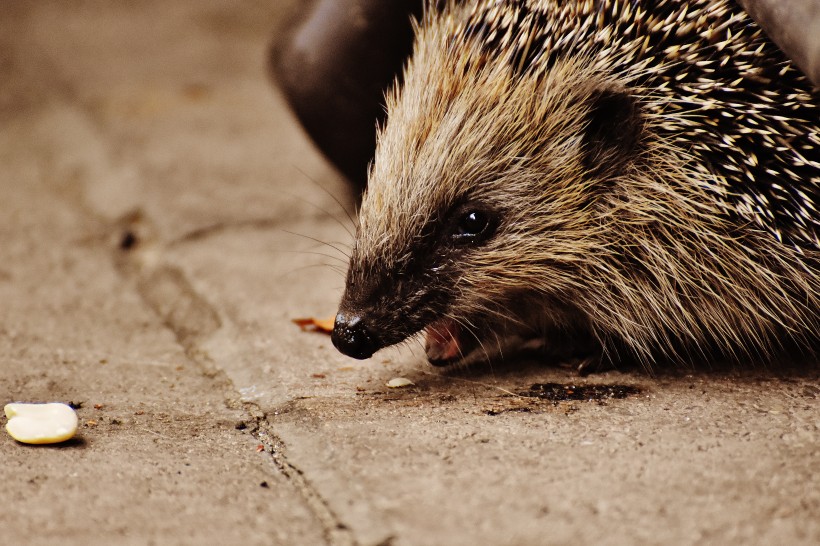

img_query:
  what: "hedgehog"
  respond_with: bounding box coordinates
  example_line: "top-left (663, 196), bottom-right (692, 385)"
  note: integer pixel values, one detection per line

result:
top-left (329, 0), bottom-right (820, 372)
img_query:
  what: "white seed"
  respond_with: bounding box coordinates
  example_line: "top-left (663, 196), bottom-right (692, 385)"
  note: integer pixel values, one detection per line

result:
top-left (386, 377), bottom-right (414, 388)
top-left (4, 402), bottom-right (79, 444)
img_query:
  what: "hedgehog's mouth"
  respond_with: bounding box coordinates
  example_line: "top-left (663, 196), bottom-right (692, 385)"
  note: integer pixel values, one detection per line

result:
top-left (424, 318), bottom-right (464, 366)
top-left (424, 317), bottom-right (549, 367)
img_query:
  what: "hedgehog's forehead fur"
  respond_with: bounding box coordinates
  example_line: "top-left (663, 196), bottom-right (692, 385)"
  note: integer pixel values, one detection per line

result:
top-left (356, 14), bottom-right (611, 278)
top-left (359, 66), bottom-right (585, 266)
top-left (352, 0), bottom-right (820, 270)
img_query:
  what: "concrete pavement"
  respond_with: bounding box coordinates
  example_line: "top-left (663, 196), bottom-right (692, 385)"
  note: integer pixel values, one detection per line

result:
top-left (1, 2), bottom-right (818, 545)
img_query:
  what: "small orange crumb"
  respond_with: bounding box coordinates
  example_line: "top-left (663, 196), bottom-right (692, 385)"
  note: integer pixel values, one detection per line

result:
top-left (93, 404), bottom-right (104, 410)
top-left (292, 316), bottom-right (335, 334)
top-left (311, 373), bottom-right (326, 379)
top-left (256, 444), bottom-right (265, 453)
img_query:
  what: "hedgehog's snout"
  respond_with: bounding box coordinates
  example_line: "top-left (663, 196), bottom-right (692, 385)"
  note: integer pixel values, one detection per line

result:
top-left (331, 311), bottom-right (381, 360)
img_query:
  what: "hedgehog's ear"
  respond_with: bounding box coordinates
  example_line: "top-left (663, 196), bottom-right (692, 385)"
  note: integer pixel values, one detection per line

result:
top-left (581, 86), bottom-right (643, 179)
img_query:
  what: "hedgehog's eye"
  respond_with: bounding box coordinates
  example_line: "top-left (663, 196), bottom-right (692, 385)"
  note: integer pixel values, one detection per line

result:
top-left (451, 210), bottom-right (494, 244)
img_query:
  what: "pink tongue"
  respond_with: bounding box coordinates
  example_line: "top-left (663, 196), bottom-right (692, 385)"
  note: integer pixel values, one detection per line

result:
top-left (425, 319), bottom-right (461, 362)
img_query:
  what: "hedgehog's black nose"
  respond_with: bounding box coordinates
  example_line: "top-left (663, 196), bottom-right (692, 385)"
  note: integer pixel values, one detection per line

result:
top-left (331, 312), bottom-right (379, 359)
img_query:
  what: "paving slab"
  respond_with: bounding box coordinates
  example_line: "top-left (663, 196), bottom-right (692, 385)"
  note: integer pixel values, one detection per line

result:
top-left (1, 1), bottom-right (818, 546)
top-left (0, 2), bottom-right (329, 545)
top-left (0, 98), bottom-right (326, 545)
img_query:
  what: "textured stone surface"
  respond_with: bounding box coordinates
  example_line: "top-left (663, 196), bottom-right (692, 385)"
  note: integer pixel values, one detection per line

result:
top-left (0, 2), bottom-right (817, 545)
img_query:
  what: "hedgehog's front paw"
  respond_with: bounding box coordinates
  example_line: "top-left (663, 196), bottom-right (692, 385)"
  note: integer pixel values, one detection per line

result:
top-left (574, 353), bottom-right (612, 376)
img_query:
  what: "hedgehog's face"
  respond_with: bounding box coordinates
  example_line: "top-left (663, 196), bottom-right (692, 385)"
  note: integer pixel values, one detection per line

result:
top-left (332, 195), bottom-right (509, 363)
top-left (332, 47), bottom-right (644, 364)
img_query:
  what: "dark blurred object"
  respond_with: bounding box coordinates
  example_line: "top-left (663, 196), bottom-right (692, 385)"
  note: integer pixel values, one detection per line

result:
top-left (272, 0), bottom-right (423, 188)
top-left (739, 0), bottom-right (820, 86)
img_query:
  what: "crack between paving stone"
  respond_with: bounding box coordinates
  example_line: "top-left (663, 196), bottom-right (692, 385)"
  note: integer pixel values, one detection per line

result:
top-left (108, 212), bottom-right (358, 546)
top-left (251, 413), bottom-right (358, 546)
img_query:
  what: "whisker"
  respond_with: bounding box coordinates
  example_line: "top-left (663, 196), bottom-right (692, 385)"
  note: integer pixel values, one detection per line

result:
top-left (293, 165), bottom-right (358, 233)
top-left (282, 230), bottom-right (352, 259)
top-left (275, 262), bottom-right (345, 280)
top-left (276, 248), bottom-right (350, 265)
top-left (170, 218), bottom-right (282, 246)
